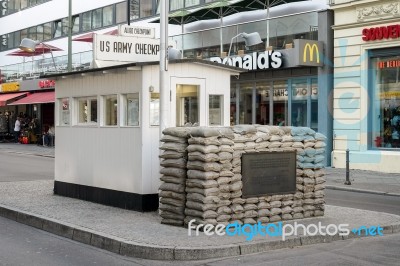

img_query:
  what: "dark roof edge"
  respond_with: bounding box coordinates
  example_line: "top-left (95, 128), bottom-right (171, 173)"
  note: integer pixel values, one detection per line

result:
top-left (41, 59), bottom-right (245, 79)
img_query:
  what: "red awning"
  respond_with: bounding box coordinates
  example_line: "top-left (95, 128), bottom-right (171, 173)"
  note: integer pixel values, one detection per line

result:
top-left (0, 92), bottom-right (28, 106)
top-left (8, 91), bottom-right (55, 105)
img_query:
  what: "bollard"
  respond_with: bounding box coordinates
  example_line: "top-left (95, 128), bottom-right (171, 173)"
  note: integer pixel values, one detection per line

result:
top-left (344, 149), bottom-right (351, 185)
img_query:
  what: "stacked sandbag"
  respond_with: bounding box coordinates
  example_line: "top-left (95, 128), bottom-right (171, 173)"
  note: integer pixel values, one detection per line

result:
top-left (159, 125), bottom-right (327, 227)
top-left (290, 127), bottom-right (327, 218)
top-left (159, 127), bottom-right (191, 226)
top-left (184, 127), bottom-right (224, 226)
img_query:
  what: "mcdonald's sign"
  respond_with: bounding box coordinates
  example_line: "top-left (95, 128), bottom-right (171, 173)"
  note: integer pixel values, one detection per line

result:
top-left (294, 39), bottom-right (323, 67)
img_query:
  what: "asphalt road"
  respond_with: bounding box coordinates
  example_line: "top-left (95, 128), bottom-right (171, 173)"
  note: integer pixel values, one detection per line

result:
top-left (187, 234), bottom-right (400, 266)
top-left (325, 189), bottom-right (400, 215)
top-left (0, 152), bottom-right (54, 182)
top-left (0, 216), bottom-right (143, 266)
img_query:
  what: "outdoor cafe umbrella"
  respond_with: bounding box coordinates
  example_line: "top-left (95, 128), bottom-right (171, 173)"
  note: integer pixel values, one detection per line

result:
top-left (72, 29), bottom-right (119, 43)
top-left (6, 43), bottom-right (63, 73)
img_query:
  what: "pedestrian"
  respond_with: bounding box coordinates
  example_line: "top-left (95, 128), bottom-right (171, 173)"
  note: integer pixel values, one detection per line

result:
top-left (14, 116), bottom-right (21, 143)
top-left (43, 124), bottom-right (55, 146)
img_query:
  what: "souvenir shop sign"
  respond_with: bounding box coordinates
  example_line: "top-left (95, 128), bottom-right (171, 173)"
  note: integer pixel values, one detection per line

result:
top-left (94, 35), bottom-right (175, 63)
top-left (1, 82), bottom-right (20, 92)
top-left (362, 24), bottom-right (400, 41)
top-left (209, 51), bottom-right (283, 70)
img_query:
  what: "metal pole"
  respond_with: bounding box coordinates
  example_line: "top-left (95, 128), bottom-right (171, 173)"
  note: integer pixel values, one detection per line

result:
top-left (344, 148), bottom-right (351, 185)
top-left (266, 0), bottom-right (270, 49)
top-left (127, 0), bottom-right (131, 26)
top-left (67, 0), bottom-right (72, 72)
top-left (159, 0), bottom-right (169, 137)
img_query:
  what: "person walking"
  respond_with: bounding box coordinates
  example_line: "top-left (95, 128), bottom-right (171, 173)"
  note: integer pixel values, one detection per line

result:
top-left (14, 116), bottom-right (21, 143)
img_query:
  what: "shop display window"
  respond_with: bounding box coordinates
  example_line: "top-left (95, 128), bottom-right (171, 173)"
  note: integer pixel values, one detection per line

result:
top-left (209, 95), bottom-right (223, 126)
top-left (233, 78), bottom-right (318, 129)
top-left (371, 55), bottom-right (400, 149)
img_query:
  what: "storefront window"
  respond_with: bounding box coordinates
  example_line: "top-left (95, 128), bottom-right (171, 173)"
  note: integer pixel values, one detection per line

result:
top-left (371, 55), bottom-right (400, 149)
top-left (104, 95), bottom-right (117, 126)
top-left (77, 97), bottom-right (97, 124)
top-left (150, 92), bottom-right (159, 126)
top-left (311, 78), bottom-right (318, 131)
top-left (239, 82), bottom-right (254, 124)
top-left (124, 93), bottom-right (139, 126)
top-left (230, 84), bottom-right (237, 126)
top-left (291, 79), bottom-right (308, 127)
top-left (256, 82), bottom-right (271, 125)
top-left (273, 80), bottom-right (288, 126)
top-left (209, 95), bottom-right (223, 126)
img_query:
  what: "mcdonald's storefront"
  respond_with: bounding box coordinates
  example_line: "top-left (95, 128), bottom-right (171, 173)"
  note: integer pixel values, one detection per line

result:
top-left (228, 36), bottom-right (333, 165)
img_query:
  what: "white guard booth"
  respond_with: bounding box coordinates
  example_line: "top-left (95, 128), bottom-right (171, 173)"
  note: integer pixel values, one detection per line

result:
top-left (47, 59), bottom-right (242, 211)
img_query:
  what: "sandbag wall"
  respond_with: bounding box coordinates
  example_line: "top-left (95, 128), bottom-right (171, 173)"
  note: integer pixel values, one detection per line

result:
top-left (158, 125), bottom-right (326, 227)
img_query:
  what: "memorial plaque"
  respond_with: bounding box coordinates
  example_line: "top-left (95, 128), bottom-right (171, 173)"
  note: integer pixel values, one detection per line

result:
top-left (241, 151), bottom-right (296, 197)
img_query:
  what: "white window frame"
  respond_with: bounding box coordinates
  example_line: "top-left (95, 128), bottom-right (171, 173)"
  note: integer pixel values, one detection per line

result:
top-left (208, 94), bottom-right (224, 126)
top-left (120, 93), bottom-right (140, 127)
top-left (58, 97), bottom-right (70, 126)
top-left (101, 94), bottom-right (118, 127)
top-left (74, 96), bottom-right (98, 126)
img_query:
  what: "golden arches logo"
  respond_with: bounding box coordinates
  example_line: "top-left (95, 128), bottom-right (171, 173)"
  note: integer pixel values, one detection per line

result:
top-left (303, 43), bottom-right (319, 63)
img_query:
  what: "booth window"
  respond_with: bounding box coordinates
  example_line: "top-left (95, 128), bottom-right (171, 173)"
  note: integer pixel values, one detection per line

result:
top-left (122, 93), bottom-right (139, 126)
top-left (77, 97), bottom-right (97, 124)
top-left (150, 93), bottom-right (160, 126)
top-left (176, 84), bottom-right (199, 126)
top-left (103, 95), bottom-right (118, 126)
top-left (59, 98), bottom-right (70, 126)
top-left (209, 95), bottom-right (223, 126)
top-left (371, 53), bottom-right (400, 149)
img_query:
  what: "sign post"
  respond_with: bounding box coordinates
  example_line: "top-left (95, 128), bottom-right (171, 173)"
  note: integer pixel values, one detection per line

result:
top-left (159, 0), bottom-right (169, 137)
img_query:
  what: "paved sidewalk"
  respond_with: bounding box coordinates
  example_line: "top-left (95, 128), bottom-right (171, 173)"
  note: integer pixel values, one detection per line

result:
top-left (0, 180), bottom-right (399, 261)
top-left (325, 167), bottom-right (400, 196)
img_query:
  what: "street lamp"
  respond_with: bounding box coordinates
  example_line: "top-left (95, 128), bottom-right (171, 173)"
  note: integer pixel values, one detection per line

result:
top-left (227, 32), bottom-right (263, 57)
top-left (19, 38), bottom-right (57, 72)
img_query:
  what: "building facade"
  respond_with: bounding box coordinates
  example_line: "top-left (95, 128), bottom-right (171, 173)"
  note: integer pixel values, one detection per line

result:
top-left (1, 1), bottom-right (334, 163)
top-left (331, 0), bottom-right (400, 172)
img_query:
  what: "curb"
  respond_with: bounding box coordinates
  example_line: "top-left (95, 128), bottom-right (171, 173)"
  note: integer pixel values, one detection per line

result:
top-left (0, 204), bottom-right (400, 261)
top-left (326, 185), bottom-right (400, 197)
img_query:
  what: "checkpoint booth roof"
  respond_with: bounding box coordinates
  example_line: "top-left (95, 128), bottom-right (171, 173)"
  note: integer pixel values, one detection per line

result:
top-left (45, 59), bottom-right (243, 212)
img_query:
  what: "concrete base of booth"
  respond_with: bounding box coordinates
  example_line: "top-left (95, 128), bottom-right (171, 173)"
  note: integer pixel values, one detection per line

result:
top-left (53, 181), bottom-right (159, 212)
